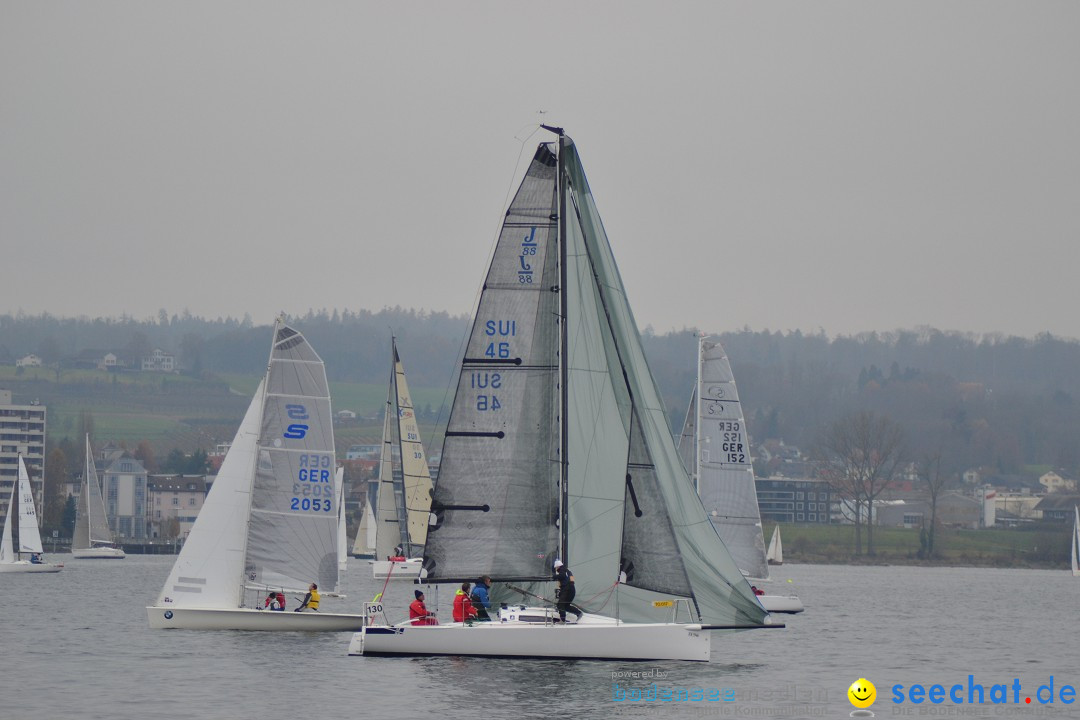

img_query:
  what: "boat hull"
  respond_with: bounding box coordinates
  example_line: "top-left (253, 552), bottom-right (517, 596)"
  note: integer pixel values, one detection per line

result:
top-left (371, 558), bottom-right (426, 580)
top-left (146, 606), bottom-right (367, 631)
top-left (759, 594), bottom-right (804, 614)
top-left (350, 620), bottom-right (713, 661)
top-left (72, 547), bottom-right (126, 559)
top-left (0, 561), bottom-right (64, 573)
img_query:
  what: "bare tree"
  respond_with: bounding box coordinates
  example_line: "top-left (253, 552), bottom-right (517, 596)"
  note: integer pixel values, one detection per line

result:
top-left (916, 452), bottom-right (951, 559)
top-left (816, 411), bottom-right (907, 556)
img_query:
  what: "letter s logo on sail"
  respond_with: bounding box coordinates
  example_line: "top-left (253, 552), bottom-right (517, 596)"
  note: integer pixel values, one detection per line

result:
top-left (284, 424), bottom-right (309, 439)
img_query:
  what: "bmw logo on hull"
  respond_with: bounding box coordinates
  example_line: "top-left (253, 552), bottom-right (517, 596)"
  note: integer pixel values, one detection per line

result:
top-left (164, 611), bottom-right (174, 620)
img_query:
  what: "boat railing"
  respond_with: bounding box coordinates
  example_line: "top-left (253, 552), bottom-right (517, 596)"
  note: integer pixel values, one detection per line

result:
top-left (672, 598), bottom-right (694, 624)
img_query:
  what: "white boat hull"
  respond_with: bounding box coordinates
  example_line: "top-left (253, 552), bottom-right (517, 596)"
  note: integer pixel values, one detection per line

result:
top-left (146, 606), bottom-right (367, 631)
top-left (371, 558), bottom-right (426, 580)
top-left (351, 619), bottom-right (713, 661)
top-left (0, 561), bottom-right (64, 574)
top-left (759, 594), bottom-right (804, 614)
top-left (72, 547), bottom-right (126, 559)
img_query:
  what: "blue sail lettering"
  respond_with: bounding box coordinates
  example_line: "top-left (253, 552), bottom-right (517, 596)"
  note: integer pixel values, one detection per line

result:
top-left (485, 320), bottom-right (517, 337)
top-left (470, 372), bottom-right (502, 389)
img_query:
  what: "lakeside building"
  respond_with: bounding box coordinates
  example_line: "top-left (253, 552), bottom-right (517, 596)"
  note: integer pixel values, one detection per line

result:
top-left (0, 389), bottom-right (46, 520)
top-left (98, 448), bottom-right (148, 540)
top-left (756, 476), bottom-right (837, 524)
top-left (147, 475), bottom-right (210, 540)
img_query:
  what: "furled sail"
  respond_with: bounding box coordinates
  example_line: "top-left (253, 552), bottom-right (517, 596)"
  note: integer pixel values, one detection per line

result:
top-left (424, 144), bottom-right (561, 582)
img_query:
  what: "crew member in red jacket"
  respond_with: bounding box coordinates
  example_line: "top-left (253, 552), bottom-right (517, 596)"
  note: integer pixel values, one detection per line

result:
top-left (452, 581), bottom-right (478, 623)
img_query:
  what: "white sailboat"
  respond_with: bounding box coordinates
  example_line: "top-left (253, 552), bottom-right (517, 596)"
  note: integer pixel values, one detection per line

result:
top-left (350, 128), bottom-right (778, 661)
top-left (766, 525), bottom-right (784, 566)
top-left (677, 337), bottom-right (802, 613)
top-left (350, 498), bottom-right (376, 559)
top-left (371, 339), bottom-right (433, 581)
top-left (1071, 505), bottom-right (1078, 578)
top-left (147, 320), bottom-right (366, 631)
top-left (1, 456), bottom-right (64, 573)
top-left (72, 435), bottom-right (126, 559)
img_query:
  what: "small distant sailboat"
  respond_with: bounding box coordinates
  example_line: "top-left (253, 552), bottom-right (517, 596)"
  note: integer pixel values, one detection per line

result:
top-left (0, 456), bottom-right (64, 573)
top-left (147, 320), bottom-right (365, 631)
top-left (351, 498), bottom-right (376, 559)
top-left (371, 338), bottom-right (433, 581)
top-left (678, 337), bottom-right (801, 613)
top-left (72, 435), bottom-right (126, 559)
top-left (766, 525), bottom-right (783, 566)
top-left (1071, 505), bottom-right (1078, 578)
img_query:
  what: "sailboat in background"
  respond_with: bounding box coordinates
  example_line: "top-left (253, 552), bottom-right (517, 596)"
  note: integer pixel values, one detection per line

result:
top-left (371, 339), bottom-right (433, 581)
top-left (678, 337), bottom-right (802, 613)
top-left (1071, 505), bottom-right (1078, 578)
top-left (72, 435), bottom-right (126, 559)
top-left (1, 456), bottom-right (64, 573)
top-left (766, 525), bottom-right (783, 566)
top-left (147, 320), bottom-right (365, 631)
top-left (351, 128), bottom-right (777, 661)
top-left (351, 498), bottom-right (376, 559)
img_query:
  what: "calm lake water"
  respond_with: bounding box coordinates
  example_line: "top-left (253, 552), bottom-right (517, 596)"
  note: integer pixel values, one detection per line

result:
top-left (1, 556), bottom-right (1074, 719)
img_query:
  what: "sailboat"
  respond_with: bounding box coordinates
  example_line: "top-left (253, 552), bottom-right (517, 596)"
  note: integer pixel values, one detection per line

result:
top-left (678, 337), bottom-right (802, 613)
top-left (1071, 505), bottom-right (1078, 578)
top-left (349, 128), bottom-right (777, 661)
top-left (1, 455), bottom-right (64, 573)
top-left (147, 320), bottom-right (366, 631)
top-left (72, 435), bottom-right (126, 559)
top-left (350, 497), bottom-right (376, 559)
top-left (370, 338), bottom-right (433, 581)
top-left (766, 525), bottom-right (783, 566)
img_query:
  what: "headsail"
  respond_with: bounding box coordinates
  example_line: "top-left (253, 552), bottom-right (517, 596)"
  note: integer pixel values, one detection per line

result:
top-left (1072, 505), bottom-right (1079, 578)
top-left (1, 478), bottom-right (14, 563)
top-left (374, 371), bottom-right (403, 561)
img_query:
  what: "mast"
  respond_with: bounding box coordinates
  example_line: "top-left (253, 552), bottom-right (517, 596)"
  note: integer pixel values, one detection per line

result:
top-left (694, 336), bottom-right (702, 493)
top-left (235, 317), bottom-right (276, 606)
top-left (544, 124), bottom-right (569, 567)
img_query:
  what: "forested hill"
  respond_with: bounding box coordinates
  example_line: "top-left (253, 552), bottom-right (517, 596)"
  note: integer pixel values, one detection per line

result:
top-left (3, 311), bottom-right (1080, 476)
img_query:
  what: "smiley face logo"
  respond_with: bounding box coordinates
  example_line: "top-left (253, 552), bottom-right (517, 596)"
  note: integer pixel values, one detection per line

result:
top-left (848, 678), bottom-right (876, 709)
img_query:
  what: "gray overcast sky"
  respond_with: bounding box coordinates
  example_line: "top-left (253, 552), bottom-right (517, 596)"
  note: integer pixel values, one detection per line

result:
top-left (3, 2), bottom-right (1078, 339)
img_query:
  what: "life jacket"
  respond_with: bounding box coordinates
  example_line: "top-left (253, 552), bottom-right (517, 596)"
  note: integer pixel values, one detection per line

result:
top-left (453, 589), bottom-right (477, 622)
top-left (308, 589), bottom-right (320, 610)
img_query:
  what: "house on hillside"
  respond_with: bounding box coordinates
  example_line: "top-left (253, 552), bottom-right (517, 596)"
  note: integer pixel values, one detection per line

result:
top-left (16, 354), bottom-right (42, 368)
top-left (141, 348), bottom-right (175, 372)
top-left (1039, 471), bottom-right (1076, 494)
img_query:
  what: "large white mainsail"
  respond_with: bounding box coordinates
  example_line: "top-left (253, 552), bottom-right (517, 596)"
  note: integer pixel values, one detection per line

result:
top-left (678, 338), bottom-right (769, 581)
top-left (16, 456), bottom-right (44, 556)
top-left (422, 133), bottom-right (767, 628)
top-left (149, 321), bottom-right (363, 630)
top-left (0, 478), bottom-right (15, 564)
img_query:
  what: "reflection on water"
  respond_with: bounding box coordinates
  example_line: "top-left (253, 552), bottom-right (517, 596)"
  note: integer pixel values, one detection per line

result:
top-left (0, 557), bottom-right (1073, 719)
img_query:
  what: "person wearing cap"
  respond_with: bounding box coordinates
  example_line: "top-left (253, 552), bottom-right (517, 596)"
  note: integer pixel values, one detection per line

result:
top-left (409, 589), bottom-right (438, 625)
top-left (553, 559), bottom-right (582, 623)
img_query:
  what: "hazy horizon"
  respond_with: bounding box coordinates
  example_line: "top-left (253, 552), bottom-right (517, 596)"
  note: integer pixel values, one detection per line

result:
top-left (5, 2), bottom-right (1078, 340)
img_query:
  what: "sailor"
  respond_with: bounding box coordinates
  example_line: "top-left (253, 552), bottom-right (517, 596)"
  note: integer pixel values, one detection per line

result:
top-left (453, 581), bottom-right (478, 623)
top-left (409, 589), bottom-right (438, 625)
top-left (294, 583), bottom-right (320, 612)
top-left (471, 575), bottom-right (492, 621)
top-left (553, 559), bottom-right (582, 623)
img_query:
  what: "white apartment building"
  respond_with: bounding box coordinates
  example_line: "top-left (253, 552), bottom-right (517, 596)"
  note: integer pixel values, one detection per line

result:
top-left (0, 390), bottom-right (47, 520)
